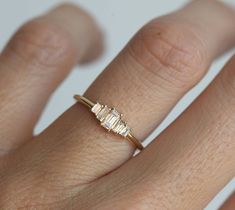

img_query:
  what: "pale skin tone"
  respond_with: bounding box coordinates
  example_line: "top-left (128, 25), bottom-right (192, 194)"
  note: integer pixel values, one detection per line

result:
top-left (0, 0), bottom-right (234, 209)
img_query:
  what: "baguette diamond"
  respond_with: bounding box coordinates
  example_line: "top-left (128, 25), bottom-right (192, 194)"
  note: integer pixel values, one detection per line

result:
top-left (92, 102), bottom-right (130, 137)
top-left (74, 95), bottom-right (144, 151)
top-left (97, 105), bottom-right (110, 121)
top-left (101, 108), bottom-right (120, 130)
top-left (91, 102), bottom-right (102, 114)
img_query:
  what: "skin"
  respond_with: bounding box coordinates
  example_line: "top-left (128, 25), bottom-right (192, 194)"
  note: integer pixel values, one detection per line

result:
top-left (0, 0), bottom-right (234, 209)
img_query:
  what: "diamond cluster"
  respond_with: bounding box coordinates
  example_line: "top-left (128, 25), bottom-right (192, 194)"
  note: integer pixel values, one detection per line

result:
top-left (91, 103), bottom-right (130, 137)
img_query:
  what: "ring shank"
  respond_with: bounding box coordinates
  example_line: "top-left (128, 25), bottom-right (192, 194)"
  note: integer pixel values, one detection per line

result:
top-left (127, 133), bottom-right (144, 151)
top-left (74, 95), bottom-right (95, 108)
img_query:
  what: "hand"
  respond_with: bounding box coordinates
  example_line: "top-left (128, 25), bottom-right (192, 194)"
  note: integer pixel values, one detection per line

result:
top-left (0, 1), bottom-right (234, 209)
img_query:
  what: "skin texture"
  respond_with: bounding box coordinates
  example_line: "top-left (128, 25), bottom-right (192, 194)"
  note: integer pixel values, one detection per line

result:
top-left (0, 0), bottom-right (234, 209)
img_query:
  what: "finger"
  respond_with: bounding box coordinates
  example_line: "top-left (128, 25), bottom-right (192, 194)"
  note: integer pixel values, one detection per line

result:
top-left (100, 55), bottom-right (235, 210)
top-left (13, 0), bottom-right (235, 188)
top-left (220, 193), bottom-right (235, 210)
top-left (0, 4), bottom-right (103, 154)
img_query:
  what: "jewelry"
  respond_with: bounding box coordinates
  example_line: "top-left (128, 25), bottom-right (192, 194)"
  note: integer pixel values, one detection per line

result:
top-left (74, 95), bottom-right (144, 151)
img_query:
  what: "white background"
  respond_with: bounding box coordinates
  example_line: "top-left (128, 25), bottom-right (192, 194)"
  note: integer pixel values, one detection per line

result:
top-left (0, 0), bottom-right (234, 209)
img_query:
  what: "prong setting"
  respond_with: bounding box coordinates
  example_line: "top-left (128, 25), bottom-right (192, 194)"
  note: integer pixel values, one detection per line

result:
top-left (74, 95), bottom-right (144, 151)
top-left (92, 102), bottom-right (130, 137)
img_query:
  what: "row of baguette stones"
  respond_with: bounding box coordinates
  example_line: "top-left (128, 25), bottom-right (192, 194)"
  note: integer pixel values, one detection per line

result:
top-left (91, 102), bottom-right (130, 137)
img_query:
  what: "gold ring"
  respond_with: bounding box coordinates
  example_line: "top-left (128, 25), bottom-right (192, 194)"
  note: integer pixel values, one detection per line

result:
top-left (74, 95), bottom-right (144, 151)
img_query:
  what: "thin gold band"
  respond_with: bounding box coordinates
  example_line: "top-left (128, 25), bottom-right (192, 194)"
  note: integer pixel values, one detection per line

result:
top-left (74, 95), bottom-right (144, 151)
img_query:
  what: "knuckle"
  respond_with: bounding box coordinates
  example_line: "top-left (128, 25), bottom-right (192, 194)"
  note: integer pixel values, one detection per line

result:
top-left (6, 19), bottom-right (76, 70)
top-left (128, 20), bottom-right (208, 89)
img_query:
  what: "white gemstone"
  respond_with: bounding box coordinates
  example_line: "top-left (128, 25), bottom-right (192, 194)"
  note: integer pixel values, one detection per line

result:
top-left (112, 120), bottom-right (121, 133)
top-left (91, 103), bottom-right (102, 114)
top-left (120, 126), bottom-right (130, 137)
top-left (97, 105), bottom-right (110, 121)
top-left (113, 120), bottom-right (130, 137)
top-left (92, 104), bottom-right (131, 137)
top-left (113, 120), bottom-right (125, 133)
top-left (110, 108), bottom-right (120, 118)
top-left (101, 108), bottom-right (120, 130)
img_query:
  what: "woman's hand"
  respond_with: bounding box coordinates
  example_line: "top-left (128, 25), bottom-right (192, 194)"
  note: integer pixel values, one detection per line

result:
top-left (0, 1), bottom-right (234, 209)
